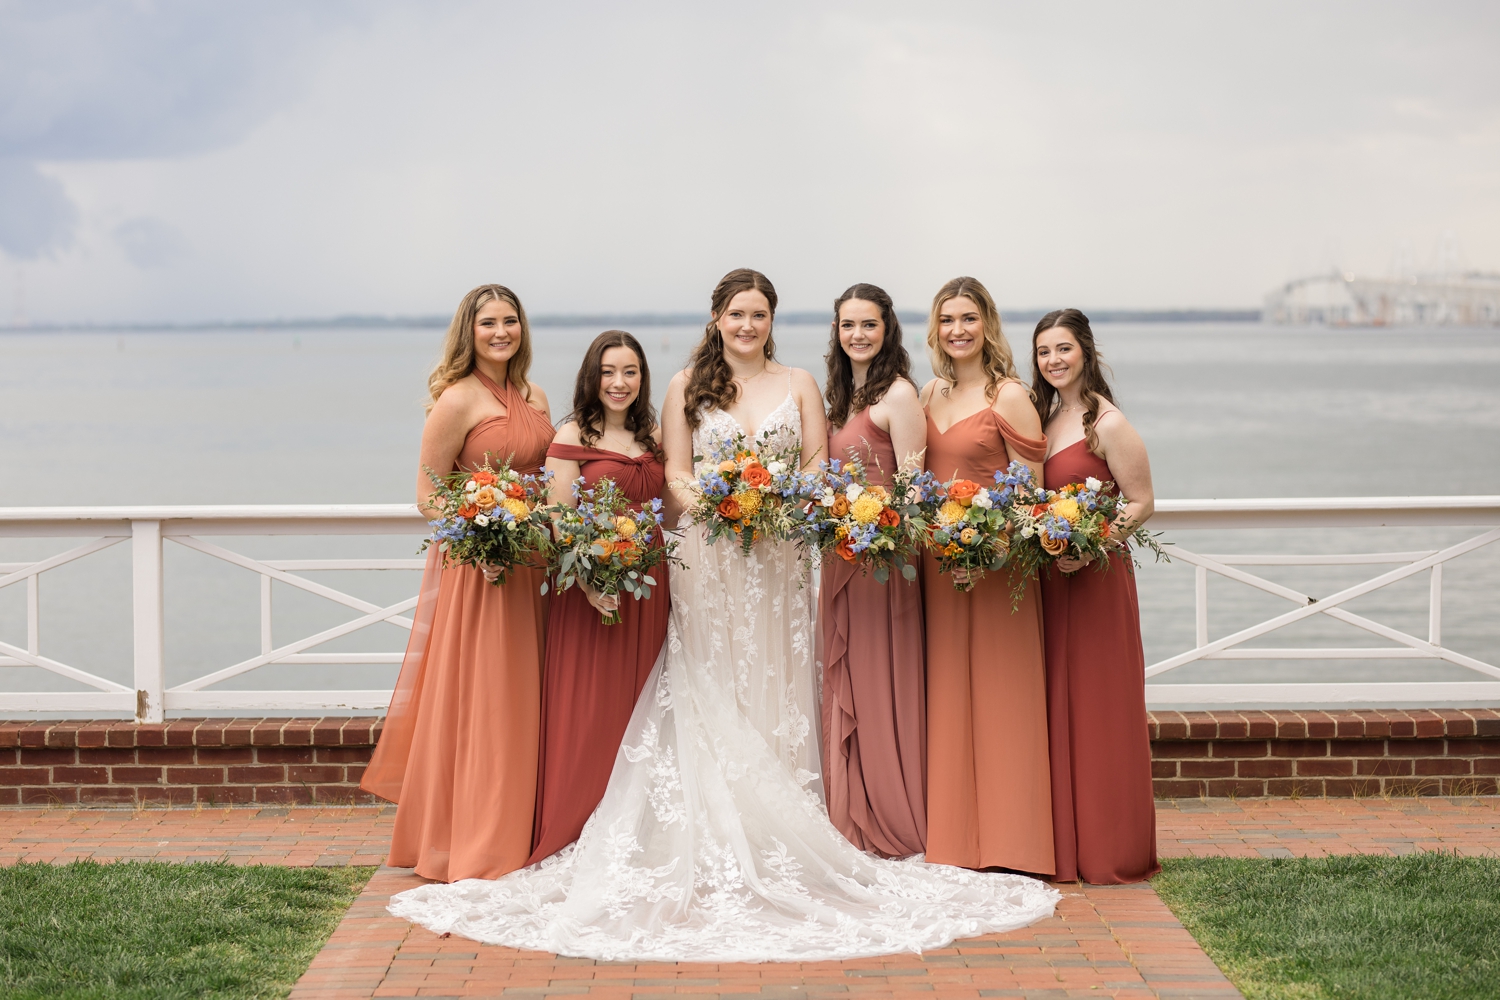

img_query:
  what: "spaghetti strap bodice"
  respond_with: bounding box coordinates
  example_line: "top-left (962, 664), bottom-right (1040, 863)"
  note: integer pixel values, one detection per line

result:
top-left (828, 409), bottom-right (898, 486)
top-left (460, 370), bottom-right (555, 474)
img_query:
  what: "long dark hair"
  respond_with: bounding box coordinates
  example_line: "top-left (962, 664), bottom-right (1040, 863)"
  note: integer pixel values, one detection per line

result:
top-left (684, 268), bottom-right (778, 430)
top-left (823, 283), bottom-right (913, 429)
top-left (1030, 308), bottom-right (1116, 456)
top-left (569, 330), bottom-right (663, 460)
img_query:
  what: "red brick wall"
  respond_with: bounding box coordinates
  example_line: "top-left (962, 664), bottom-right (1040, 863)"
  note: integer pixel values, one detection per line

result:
top-left (0, 718), bottom-right (383, 807)
top-left (1149, 709), bottom-right (1500, 798)
top-left (4, 710), bottom-right (1498, 806)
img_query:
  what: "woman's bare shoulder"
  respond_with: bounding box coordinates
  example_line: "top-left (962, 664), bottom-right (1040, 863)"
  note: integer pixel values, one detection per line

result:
top-left (552, 420), bottom-right (583, 446)
top-left (525, 381), bottom-right (550, 414)
top-left (918, 377), bottom-right (945, 405)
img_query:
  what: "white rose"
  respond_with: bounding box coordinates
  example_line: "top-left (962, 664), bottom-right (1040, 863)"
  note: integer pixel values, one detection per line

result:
top-left (819, 488), bottom-right (836, 506)
top-left (1085, 477), bottom-right (1103, 492)
top-left (465, 481), bottom-right (477, 492)
top-left (1020, 525), bottom-right (1035, 538)
top-left (767, 460), bottom-right (786, 475)
top-left (971, 491), bottom-right (993, 509)
top-left (474, 514), bottom-right (490, 527)
top-left (845, 483), bottom-right (864, 501)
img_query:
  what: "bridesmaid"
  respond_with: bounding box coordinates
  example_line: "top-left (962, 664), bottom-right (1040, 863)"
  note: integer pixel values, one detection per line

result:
top-left (820, 283), bottom-right (929, 858)
top-left (361, 283), bottom-right (554, 883)
top-left (919, 276), bottom-right (1054, 875)
top-left (528, 330), bottom-right (671, 865)
top-left (1033, 309), bottom-right (1160, 884)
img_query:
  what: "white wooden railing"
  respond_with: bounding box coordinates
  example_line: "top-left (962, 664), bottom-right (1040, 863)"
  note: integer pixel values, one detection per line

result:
top-left (1, 497), bottom-right (1497, 721)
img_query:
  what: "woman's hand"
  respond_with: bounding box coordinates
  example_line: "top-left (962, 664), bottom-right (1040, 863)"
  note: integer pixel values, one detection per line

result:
top-left (481, 563), bottom-right (502, 584)
top-left (1056, 553), bottom-right (1092, 574)
top-left (950, 567), bottom-right (974, 591)
top-left (582, 583), bottom-right (619, 616)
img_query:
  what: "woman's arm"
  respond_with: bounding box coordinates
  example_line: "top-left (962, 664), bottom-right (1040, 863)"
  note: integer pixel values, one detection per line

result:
top-left (415, 383), bottom-right (479, 518)
top-left (660, 371), bottom-right (694, 525)
top-left (873, 379), bottom-right (928, 472)
top-left (1095, 409), bottom-right (1155, 532)
top-left (793, 368), bottom-right (828, 471)
top-left (994, 381), bottom-right (1045, 482)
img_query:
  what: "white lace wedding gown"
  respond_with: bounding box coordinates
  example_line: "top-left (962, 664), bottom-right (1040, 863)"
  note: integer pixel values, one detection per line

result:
top-left (387, 390), bottom-right (1060, 961)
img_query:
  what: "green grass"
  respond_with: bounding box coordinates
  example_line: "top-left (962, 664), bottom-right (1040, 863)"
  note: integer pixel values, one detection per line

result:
top-left (1156, 852), bottom-right (1500, 1000)
top-left (0, 861), bottom-right (374, 1000)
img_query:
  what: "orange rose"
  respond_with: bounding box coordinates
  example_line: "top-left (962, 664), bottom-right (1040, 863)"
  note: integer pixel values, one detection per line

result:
top-left (617, 540), bottom-right (640, 565)
top-left (502, 481), bottom-right (526, 500)
top-left (741, 464), bottom-right (772, 488)
top-left (471, 470), bottom-right (498, 487)
top-left (593, 538), bottom-right (616, 558)
top-left (472, 485), bottom-right (500, 511)
top-left (458, 503), bottom-right (479, 519)
top-left (948, 479), bottom-right (981, 506)
top-left (877, 506), bottom-right (901, 528)
top-left (831, 496), bottom-right (851, 517)
top-left (1031, 503), bottom-right (1049, 518)
top-left (835, 537), bottom-right (857, 562)
top-left (1040, 531), bottom-right (1069, 556)
top-left (717, 496), bottom-right (742, 520)
top-left (1099, 519), bottom-right (1112, 539)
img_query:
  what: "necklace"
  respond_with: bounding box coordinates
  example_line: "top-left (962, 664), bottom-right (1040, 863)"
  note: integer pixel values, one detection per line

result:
top-left (732, 365), bottom-right (769, 384)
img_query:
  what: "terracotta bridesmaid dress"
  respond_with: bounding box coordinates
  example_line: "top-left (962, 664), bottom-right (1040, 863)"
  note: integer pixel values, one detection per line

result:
top-left (527, 444), bottom-right (671, 865)
top-left (1042, 440), bottom-right (1160, 883)
top-left (820, 408), bottom-right (927, 858)
top-left (922, 406), bottom-right (1055, 875)
top-left (362, 370), bottom-right (555, 883)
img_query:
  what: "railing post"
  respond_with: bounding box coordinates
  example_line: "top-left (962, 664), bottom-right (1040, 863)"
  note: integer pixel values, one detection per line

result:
top-left (26, 574), bottom-right (39, 655)
top-left (132, 520), bottom-right (165, 723)
top-left (1194, 565), bottom-right (1209, 648)
top-left (1429, 563), bottom-right (1442, 645)
top-left (260, 574), bottom-right (273, 654)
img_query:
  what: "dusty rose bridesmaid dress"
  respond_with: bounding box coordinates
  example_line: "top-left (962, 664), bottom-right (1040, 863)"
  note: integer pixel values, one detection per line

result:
top-left (820, 408), bottom-right (926, 858)
top-left (1042, 440), bottom-right (1159, 884)
top-left (922, 406), bottom-right (1055, 875)
top-left (362, 370), bottom-right (555, 883)
top-left (527, 444), bottom-right (670, 865)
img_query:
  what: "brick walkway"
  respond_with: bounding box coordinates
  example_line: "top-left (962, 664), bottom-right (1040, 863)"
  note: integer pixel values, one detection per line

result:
top-left (4, 797), bottom-right (1499, 999)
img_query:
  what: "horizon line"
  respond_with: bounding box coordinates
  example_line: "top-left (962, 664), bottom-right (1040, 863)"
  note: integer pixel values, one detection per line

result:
top-left (2, 308), bottom-right (1264, 333)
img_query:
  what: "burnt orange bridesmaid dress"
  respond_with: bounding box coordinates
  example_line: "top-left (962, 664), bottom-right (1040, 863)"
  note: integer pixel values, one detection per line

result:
top-left (1042, 441), bottom-right (1159, 884)
top-left (922, 406), bottom-right (1055, 875)
top-left (362, 370), bottom-right (555, 883)
top-left (527, 444), bottom-right (670, 865)
top-left (820, 408), bottom-right (926, 858)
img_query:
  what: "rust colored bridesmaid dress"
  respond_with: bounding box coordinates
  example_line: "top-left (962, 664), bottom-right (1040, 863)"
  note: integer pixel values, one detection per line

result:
top-left (527, 444), bottom-right (671, 865)
top-left (1042, 440), bottom-right (1160, 884)
top-left (922, 406), bottom-right (1055, 875)
top-left (362, 370), bottom-right (555, 883)
top-left (820, 408), bottom-right (927, 858)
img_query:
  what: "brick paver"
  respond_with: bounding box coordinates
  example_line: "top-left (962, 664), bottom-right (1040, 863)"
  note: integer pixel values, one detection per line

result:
top-left (6, 796), bottom-right (1499, 998)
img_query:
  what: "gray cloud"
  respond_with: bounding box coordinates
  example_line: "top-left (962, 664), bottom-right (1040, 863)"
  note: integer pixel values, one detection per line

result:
top-left (0, 158), bottom-right (75, 258)
top-left (0, 0), bottom-right (363, 258)
top-left (114, 217), bottom-right (188, 268)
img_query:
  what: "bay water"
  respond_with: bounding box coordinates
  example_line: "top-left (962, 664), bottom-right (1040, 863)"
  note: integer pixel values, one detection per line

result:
top-left (2, 322), bottom-right (1497, 709)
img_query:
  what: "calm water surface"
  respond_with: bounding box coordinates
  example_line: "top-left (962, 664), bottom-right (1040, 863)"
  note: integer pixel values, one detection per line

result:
top-left (2, 322), bottom-right (1497, 708)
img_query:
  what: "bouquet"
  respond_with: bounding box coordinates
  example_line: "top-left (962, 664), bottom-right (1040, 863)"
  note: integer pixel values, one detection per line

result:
top-left (421, 459), bottom-right (553, 585)
top-left (924, 462), bottom-right (1038, 596)
top-left (550, 478), bottom-right (679, 624)
top-left (802, 458), bottom-right (939, 584)
top-left (1007, 473), bottom-right (1169, 580)
top-left (682, 430), bottom-right (818, 554)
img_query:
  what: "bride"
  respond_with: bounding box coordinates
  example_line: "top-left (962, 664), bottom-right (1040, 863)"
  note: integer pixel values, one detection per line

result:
top-left (388, 269), bottom-right (1059, 962)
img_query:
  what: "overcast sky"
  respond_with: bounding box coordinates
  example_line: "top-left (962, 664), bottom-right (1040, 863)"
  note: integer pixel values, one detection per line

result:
top-left (3, 0), bottom-right (1497, 323)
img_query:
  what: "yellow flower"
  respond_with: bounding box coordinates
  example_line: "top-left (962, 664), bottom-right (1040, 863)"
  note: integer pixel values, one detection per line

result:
top-left (732, 489), bottom-right (762, 518)
top-left (851, 494), bottom-right (883, 525)
top-left (501, 497), bottom-right (530, 520)
top-left (614, 516), bottom-right (638, 538)
top-left (1051, 497), bottom-right (1082, 524)
top-left (835, 524), bottom-right (849, 540)
top-left (960, 527), bottom-right (978, 545)
top-left (937, 500), bottom-right (966, 526)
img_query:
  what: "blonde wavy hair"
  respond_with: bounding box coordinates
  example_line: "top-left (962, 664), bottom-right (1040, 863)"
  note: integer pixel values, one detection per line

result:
top-left (426, 284), bottom-right (534, 413)
top-left (925, 276), bottom-right (1021, 401)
